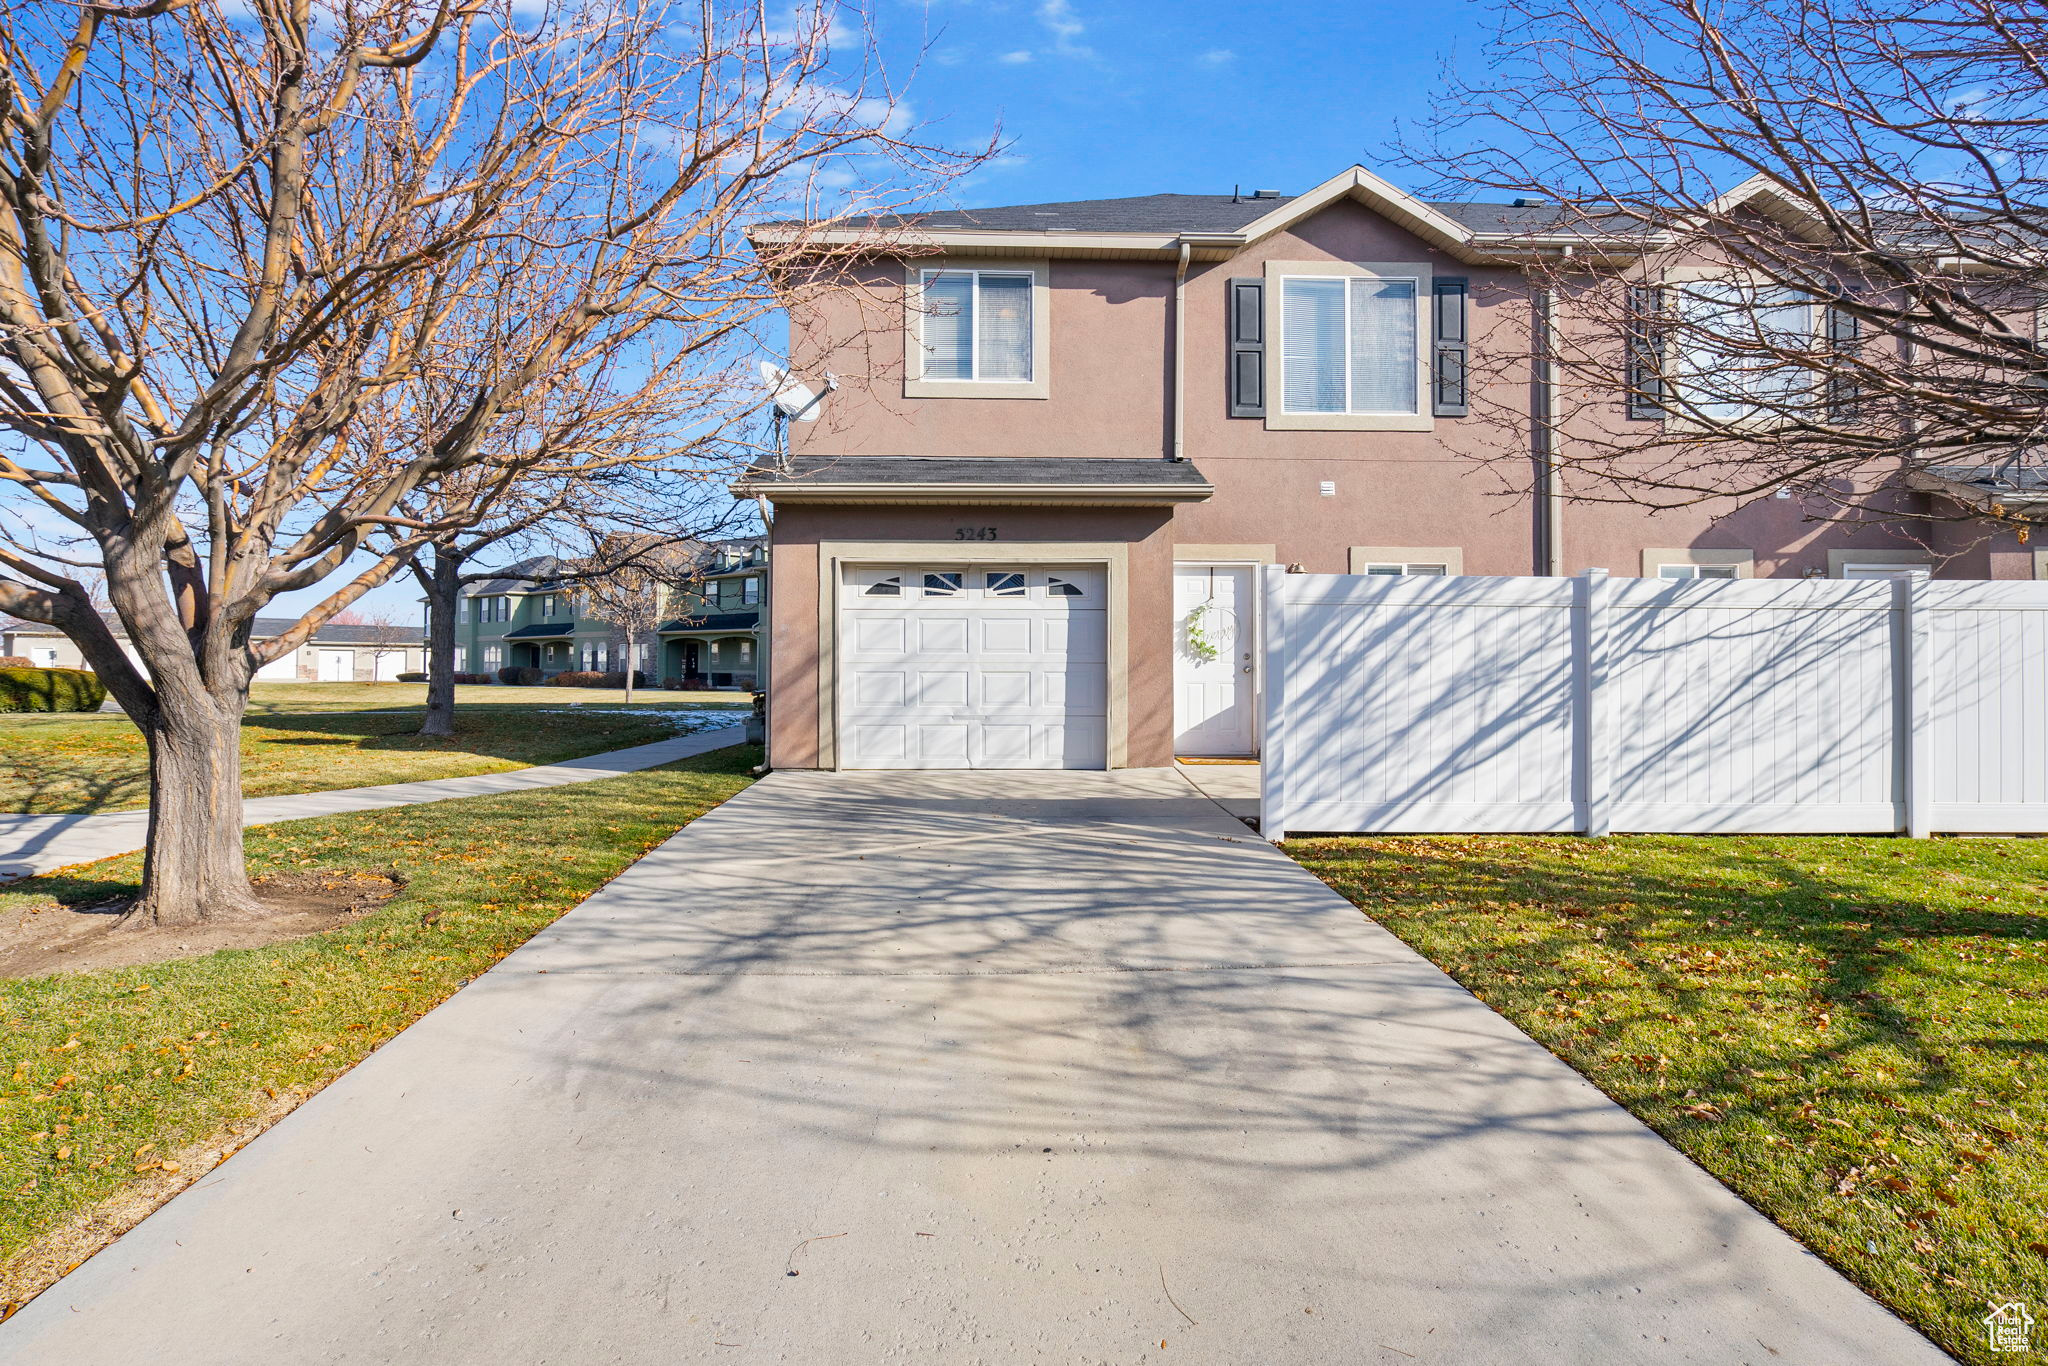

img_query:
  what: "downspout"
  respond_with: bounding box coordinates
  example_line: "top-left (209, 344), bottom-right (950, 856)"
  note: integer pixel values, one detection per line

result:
top-left (1531, 284), bottom-right (1563, 575)
top-left (752, 493), bottom-right (774, 775)
top-left (1171, 239), bottom-right (1191, 461)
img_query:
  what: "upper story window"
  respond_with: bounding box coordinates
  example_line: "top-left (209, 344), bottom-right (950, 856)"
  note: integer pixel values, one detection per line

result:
top-left (1280, 275), bottom-right (1420, 416)
top-left (1657, 563), bottom-right (1740, 580)
top-left (1669, 280), bottom-right (1817, 423)
top-left (1259, 262), bottom-right (1436, 433)
top-left (920, 269), bottom-right (1034, 383)
top-left (741, 577), bottom-right (761, 605)
top-left (905, 260), bottom-right (1049, 400)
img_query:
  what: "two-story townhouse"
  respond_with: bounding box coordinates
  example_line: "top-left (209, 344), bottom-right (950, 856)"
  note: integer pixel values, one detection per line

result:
top-left (453, 540), bottom-right (766, 688)
top-left (740, 164), bottom-right (2040, 772)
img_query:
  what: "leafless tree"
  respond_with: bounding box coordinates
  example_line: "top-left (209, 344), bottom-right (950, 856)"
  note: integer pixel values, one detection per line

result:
top-left (390, 393), bottom-right (746, 735)
top-left (574, 539), bottom-right (699, 704)
top-left (351, 609), bottom-right (414, 684)
top-left (0, 0), bottom-right (986, 925)
top-left (1406, 0), bottom-right (2048, 536)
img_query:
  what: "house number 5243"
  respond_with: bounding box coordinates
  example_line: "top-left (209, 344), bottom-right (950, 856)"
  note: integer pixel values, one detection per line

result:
top-left (954, 526), bottom-right (998, 541)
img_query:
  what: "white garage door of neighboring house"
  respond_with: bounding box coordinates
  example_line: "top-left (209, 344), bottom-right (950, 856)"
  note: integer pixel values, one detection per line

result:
top-left (254, 647), bottom-right (300, 681)
top-left (839, 565), bottom-right (1107, 769)
top-left (318, 649), bottom-right (354, 682)
top-left (373, 649), bottom-right (407, 681)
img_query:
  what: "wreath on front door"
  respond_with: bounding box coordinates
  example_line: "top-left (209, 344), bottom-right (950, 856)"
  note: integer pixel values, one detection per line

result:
top-left (1184, 602), bottom-right (1226, 663)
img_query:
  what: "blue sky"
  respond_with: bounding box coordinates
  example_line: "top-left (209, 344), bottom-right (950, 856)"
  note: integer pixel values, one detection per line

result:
top-left (884, 0), bottom-right (1484, 210)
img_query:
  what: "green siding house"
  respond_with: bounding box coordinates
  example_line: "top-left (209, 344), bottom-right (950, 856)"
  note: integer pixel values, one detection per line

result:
top-left (454, 538), bottom-right (764, 689)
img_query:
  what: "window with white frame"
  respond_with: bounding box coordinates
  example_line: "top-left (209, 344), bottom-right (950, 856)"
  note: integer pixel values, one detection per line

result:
top-left (1670, 280), bottom-right (1816, 422)
top-left (1281, 275), bottom-right (1420, 415)
top-left (483, 645), bottom-right (502, 668)
top-left (741, 577), bottom-right (760, 605)
top-left (739, 640), bottom-right (753, 662)
top-left (453, 647), bottom-right (466, 671)
top-left (1362, 562), bottom-right (1448, 576)
top-left (918, 269), bottom-right (1034, 382)
top-left (457, 597), bottom-right (470, 623)
top-left (1657, 563), bottom-right (1742, 580)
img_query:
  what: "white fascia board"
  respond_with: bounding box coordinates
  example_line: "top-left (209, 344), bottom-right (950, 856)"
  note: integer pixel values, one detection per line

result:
top-left (1233, 165), bottom-right (1479, 255)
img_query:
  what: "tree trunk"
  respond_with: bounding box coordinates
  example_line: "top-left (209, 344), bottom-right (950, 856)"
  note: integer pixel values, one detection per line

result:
top-left (121, 694), bottom-right (267, 929)
top-left (622, 627), bottom-right (636, 704)
top-left (418, 547), bottom-right (461, 738)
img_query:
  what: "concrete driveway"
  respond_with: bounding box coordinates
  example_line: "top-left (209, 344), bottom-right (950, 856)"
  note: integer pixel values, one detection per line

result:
top-left (0, 769), bottom-right (1948, 1365)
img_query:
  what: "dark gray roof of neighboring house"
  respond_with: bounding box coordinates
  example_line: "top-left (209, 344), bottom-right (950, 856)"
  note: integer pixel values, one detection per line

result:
top-left (798, 193), bottom-right (1577, 236)
top-left (658, 611), bottom-right (761, 634)
top-left (502, 623), bottom-right (575, 639)
top-left (754, 455), bottom-right (1212, 487)
top-left (1, 614), bottom-right (420, 645)
top-left (1924, 463), bottom-right (2048, 494)
top-left (461, 556), bottom-right (566, 595)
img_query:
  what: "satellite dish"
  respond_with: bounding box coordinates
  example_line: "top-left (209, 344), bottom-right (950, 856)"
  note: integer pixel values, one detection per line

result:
top-left (758, 360), bottom-right (829, 423)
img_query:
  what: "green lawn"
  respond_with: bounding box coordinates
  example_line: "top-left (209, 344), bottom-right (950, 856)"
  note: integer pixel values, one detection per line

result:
top-left (0, 745), bottom-right (758, 1311)
top-left (244, 682), bottom-right (751, 713)
top-left (0, 689), bottom-right (748, 815)
top-left (1289, 833), bottom-right (2048, 1366)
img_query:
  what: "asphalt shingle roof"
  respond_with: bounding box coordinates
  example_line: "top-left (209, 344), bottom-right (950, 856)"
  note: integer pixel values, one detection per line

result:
top-left (658, 611), bottom-right (761, 634)
top-left (755, 455), bottom-right (1211, 487)
top-left (1924, 463), bottom-right (2048, 494)
top-left (804, 193), bottom-right (1576, 236)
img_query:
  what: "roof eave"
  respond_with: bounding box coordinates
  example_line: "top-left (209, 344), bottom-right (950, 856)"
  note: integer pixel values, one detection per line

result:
top-left (733, 479), bottom-right (1214, 507)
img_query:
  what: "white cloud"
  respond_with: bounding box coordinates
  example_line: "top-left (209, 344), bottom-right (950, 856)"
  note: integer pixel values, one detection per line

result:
top-left (1036, 0), bottom-right (1093, 58)
top-left (998, 49), bottom-right (1034, 64)
top-left (1198, 48), bottom-right (1235, 66)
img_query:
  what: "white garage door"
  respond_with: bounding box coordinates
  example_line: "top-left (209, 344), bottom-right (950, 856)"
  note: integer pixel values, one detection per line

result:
top-left (840, 565), bottom-right (1107, 769)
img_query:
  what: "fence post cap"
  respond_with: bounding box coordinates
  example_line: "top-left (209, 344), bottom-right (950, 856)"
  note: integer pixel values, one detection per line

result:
top-left (1580, 567), bottom-right (1609, 580)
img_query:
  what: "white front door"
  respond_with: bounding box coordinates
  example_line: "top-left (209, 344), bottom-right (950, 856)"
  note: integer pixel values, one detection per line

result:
top-left (1174, 563), bottom-right (1255, 756)
top-left (839, 565), bottom-right (1108, 769)
top-left (318, 649), bottom-right (353, 681)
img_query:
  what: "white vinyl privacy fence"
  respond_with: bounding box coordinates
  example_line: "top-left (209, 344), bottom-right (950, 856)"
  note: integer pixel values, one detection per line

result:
top-left (1260, 568), bottom-right (2048, 840)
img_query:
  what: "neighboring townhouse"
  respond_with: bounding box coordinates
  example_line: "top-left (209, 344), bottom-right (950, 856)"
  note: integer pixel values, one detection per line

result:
top-left (740, 163), bottom-right (2042, 772)
top-left (0, 616), bottom-right (425, 681)
top-left (454, 539), bottom-right (766, 689)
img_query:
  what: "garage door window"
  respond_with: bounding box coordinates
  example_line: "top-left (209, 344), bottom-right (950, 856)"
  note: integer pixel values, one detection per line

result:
top-left (922, 572), bottom-right (963, 596)
top-left (863, 576), bottom-right (903, 597)
top-left (985, 572), bottom-right (1025, 596)
top-left (1047, 575), bottom-right (1085, 597)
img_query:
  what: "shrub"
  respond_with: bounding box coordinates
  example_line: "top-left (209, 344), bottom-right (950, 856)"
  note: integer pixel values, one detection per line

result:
top-left (450, 671), bottom-right (493, 685)
top-left (498, 665), bottom-right (543, 686)
top-left (0, 666), bottom-right (109, 713)
top-left (0, 655), bottom-right (33, 668)
top-left (545, 670), bottom-right (605, 687)
top-left (595, 670), bottom-right (651, 688)
top-left (395, 670), bottom-right (426, 682)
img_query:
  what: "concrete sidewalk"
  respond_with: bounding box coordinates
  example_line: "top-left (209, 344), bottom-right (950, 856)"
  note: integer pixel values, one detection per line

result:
top-left (0, 725), bottom-right (744, 880)
top-left (0, 769), bottom-right (1949, 1364)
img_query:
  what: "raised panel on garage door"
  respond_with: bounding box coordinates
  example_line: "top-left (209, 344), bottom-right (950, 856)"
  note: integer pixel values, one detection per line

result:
top-left (840, 564), bottom-right (1108, 770)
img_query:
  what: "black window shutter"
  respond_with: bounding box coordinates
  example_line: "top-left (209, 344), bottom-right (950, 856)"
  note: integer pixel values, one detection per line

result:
top-left (1432, 277), bottom-right (1470, 417)
top-left (1625, 285), bottom-right (1666, 420)
top-left (1227, 277), bottom-right (1264, 418)
top-left (1827, 304), bottom-right (1860, 422)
